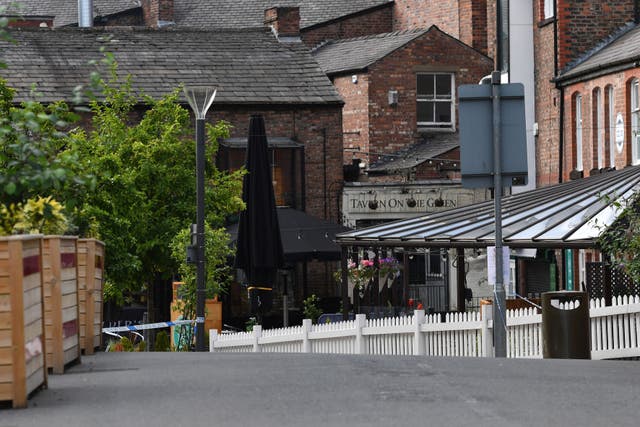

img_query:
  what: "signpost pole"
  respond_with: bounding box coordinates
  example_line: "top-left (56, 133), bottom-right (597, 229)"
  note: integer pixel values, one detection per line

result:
top-left (492, 71), bottom-right (507, 358)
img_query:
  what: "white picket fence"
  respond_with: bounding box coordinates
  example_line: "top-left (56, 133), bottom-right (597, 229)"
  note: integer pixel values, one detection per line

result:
top-left (210, 296), bottom-right (640, 359)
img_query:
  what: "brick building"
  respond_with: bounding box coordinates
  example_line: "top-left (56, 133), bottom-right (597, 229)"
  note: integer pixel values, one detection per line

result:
top-left (0, 25), bottom-right (345, 325)
top-left (533, 0), bottom-right (640, 186)
top-left (311, 26), bottom-right (492, 228)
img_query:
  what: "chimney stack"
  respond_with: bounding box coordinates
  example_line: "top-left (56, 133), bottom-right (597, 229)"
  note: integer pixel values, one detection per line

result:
top-left (78, 0), bottom-right (93, 27)
top-left (142, 0), bottom-right (175, 27)
top-left (264, 7), bottom-right (300, 39)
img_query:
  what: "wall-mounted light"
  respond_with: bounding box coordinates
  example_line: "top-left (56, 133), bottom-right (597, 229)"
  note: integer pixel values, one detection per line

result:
top-left (352, 75), bottom-right (358, 84)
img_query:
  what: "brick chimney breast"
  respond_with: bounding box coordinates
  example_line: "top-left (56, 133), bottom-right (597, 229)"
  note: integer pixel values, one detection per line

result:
top-left (143, 0), bottom-right (174, 27)
top-left (264, 6), bottom-right (300, 38)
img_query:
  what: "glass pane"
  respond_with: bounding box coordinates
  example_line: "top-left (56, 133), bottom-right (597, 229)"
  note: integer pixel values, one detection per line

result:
top-left (417, 74), bottom-right (434, 97)
top-left (435, 75), bottom-right (451, 98)
top-left (417, 101), bottom-right (434, 123)
top-left (435, 102), bottom-right (451, 123)
top-left (409, 253), bottom-right (426, 284)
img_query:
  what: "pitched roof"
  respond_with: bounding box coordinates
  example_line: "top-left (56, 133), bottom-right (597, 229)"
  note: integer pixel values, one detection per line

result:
top-left (311, 28), bottom-right (429, 75)
top-left (368, 133), bottom-right (459, 173)
top-left (558, 22), bottom-right (640, 85)
top-left (1, 0), bottom-right (394, 29)
top-left (0, 27), bottom-right (342, 105)
top-left (0, 0), bottom-right (139, 27)
top-left (172, 0), bottom-right (393, 30)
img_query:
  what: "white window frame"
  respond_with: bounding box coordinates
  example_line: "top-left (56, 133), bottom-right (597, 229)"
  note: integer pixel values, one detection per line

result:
top-left (417, 73), bottom-right (455, 130)
top-left (608, 86), bottom-right (615, 168)
top-left (543, 0), bottom-right (555, 20)
top-left (576, 94), bottom-right (583, 171)
top-left (631, 79), bottom-right (640, 165)
top-left (596, 88), bottom-right (603, 169)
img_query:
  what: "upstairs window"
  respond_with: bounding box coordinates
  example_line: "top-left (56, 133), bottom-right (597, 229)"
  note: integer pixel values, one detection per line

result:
top-left (594, 88), bottom-right (603, 169)
top-left (606, 86), bottom-right (615, 167)
top-left (575, 94), bottom-right (583, 171)
top-left (632, 79), bottom-right (640, 165)
top-left (417, 73), bottom-right (454, 130)
top-left (543, 0), bottom-right (555, 20)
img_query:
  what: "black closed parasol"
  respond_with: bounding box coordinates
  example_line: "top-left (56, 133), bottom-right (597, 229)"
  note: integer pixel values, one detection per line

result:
top-left (234, 115), bottom-right (284, 290)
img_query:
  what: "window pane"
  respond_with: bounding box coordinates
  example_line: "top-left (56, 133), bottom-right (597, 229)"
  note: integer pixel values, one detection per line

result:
top-left (417, 75), bottom-right (434, 97)
top-left (435, 102), bottom-right (451, 123)
top-left (417, 101), bottom-right (433, 123)
top-left (409, 253), bottom-right (426, 284)
top-left (428, 249), bottom-right (441, 276)
top-left (435, 75), bottom-right (451, 98)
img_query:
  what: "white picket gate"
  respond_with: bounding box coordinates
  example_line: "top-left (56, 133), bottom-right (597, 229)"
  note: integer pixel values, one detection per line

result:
top-left (210, 296), bottom-right (640, 359)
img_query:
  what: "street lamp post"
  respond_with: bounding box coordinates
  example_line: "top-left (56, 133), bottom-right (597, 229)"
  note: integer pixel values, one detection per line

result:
top-left (183, 86), bottom-right (217, 352)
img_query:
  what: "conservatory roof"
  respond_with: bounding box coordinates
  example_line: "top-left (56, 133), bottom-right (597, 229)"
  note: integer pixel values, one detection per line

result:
top-left (336, 165), bottom-right (640, 249)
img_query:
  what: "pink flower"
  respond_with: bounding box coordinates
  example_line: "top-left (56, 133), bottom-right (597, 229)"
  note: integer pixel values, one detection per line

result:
top-left (360, 259), bottom-right (374, 267)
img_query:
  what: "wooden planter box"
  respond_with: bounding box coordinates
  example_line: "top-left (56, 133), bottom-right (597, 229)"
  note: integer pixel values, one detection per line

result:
top-left (0, 235), bottom-right (47, 408)
top-left (42, 236), bottom-right (81, 374)
top-left (77, 239), bottom-right (104, 355)
top-left (170, 282), bottom-right (222, 349)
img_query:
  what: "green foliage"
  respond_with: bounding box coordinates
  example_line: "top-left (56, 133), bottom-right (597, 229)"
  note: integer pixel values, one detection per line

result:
top-left (0, 79), bottom-right (95, 213)
top-left (169, 224), bottom-right (235, 322)
top-left (64, 63), bottom-right (245, 302)
top-left (154, 331), bottom-right (171, 352)
top-left (303, 294), bottom-right (323, 324)
top-left (245, 316), bottom-right (258, 332)
top-left (597, 192), bottom-right (640, 284)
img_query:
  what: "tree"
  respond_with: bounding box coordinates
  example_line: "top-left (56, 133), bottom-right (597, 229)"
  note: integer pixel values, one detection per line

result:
top-left (0, 79), bottom-right (95, 210)
top-left (65, 66), bottom-right (245, 308)
top-left (597, 192), bottom-right (640, 284)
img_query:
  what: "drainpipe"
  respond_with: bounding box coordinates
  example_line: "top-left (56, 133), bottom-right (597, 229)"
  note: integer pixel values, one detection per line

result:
top-left (322, 128), bottom-right (328, 219)
top-left (78, 0), bottom-right (93, 27)
top-left (554, 0), bottom-right (563, 183)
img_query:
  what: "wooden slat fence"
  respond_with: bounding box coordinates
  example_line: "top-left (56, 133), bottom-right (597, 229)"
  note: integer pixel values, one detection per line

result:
top-left (212, 297), bottom-right (640, 360)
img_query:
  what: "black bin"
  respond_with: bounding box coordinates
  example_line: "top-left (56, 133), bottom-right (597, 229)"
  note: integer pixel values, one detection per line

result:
top-left (541, 291), bottom-right (590, 359)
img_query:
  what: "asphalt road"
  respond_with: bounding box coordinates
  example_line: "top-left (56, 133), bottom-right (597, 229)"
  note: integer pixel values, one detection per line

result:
top-left (1, 352), bottom-right (639, 427)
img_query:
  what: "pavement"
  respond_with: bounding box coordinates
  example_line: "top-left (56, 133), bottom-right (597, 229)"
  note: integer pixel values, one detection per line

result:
top-left (1, 352), bottom-right (639, 427)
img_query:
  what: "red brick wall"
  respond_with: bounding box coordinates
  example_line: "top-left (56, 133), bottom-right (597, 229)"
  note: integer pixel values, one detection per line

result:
top-left (264, 7), bottom-right (300, 37)
top-left (534, 5), bottom-right (561, 186)
top-left (301, 7), bottom-right (393, 48)
top-left (557, 0), bottom-right (636, 70)
top-left (142, 0), bottom-right (173, 27)
top-left (209, 105), bottom-right (344, 222)
top-left (561, 69), bottom-right (640, 180)
top-left (8, 18), bottom-right (54, 28)
top-left (393, 0), bottom-right (490, 56)
top-left (333, 74), bottom-right (370, 165)
top-left (364, 30), bottom-right (492, 163)
top-left (393, 0), bottom-right (460, 36)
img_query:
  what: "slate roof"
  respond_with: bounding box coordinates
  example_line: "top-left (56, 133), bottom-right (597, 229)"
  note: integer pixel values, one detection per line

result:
top-left (0, 27), bottom-right (342, 105)
top-left (0, 0), bottom-right (140, 27)
top-left (311, 28), bottom-right (429, 75)
top-left (558, 22), bottom-right (640, 84)
top-left (0, 0), bottom-right (394, 29)
top-left (173, 0), bottom-right (394, 30)
top-left (367, 133), bottom-right (459, 173)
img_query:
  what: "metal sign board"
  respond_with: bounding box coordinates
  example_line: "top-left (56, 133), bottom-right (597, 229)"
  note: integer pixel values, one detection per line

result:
top-left (459, 83), bottom-right (528, 188)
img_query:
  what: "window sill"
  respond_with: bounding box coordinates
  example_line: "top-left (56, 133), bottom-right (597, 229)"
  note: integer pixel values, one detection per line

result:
top-left (538, 17), bottom-right (555, 28)
top-left (417, 127), bottom-right (455, 134)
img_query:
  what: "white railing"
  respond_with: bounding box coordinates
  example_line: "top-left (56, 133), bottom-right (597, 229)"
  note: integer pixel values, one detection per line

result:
top-left (210, 296), bottom-right (640, 360)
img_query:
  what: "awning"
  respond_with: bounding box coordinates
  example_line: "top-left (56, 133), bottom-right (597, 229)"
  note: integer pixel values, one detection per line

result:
top-left (336, 166), bottom-right (640, 249)
top-left (229, 207), bottom-right (352, 262)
